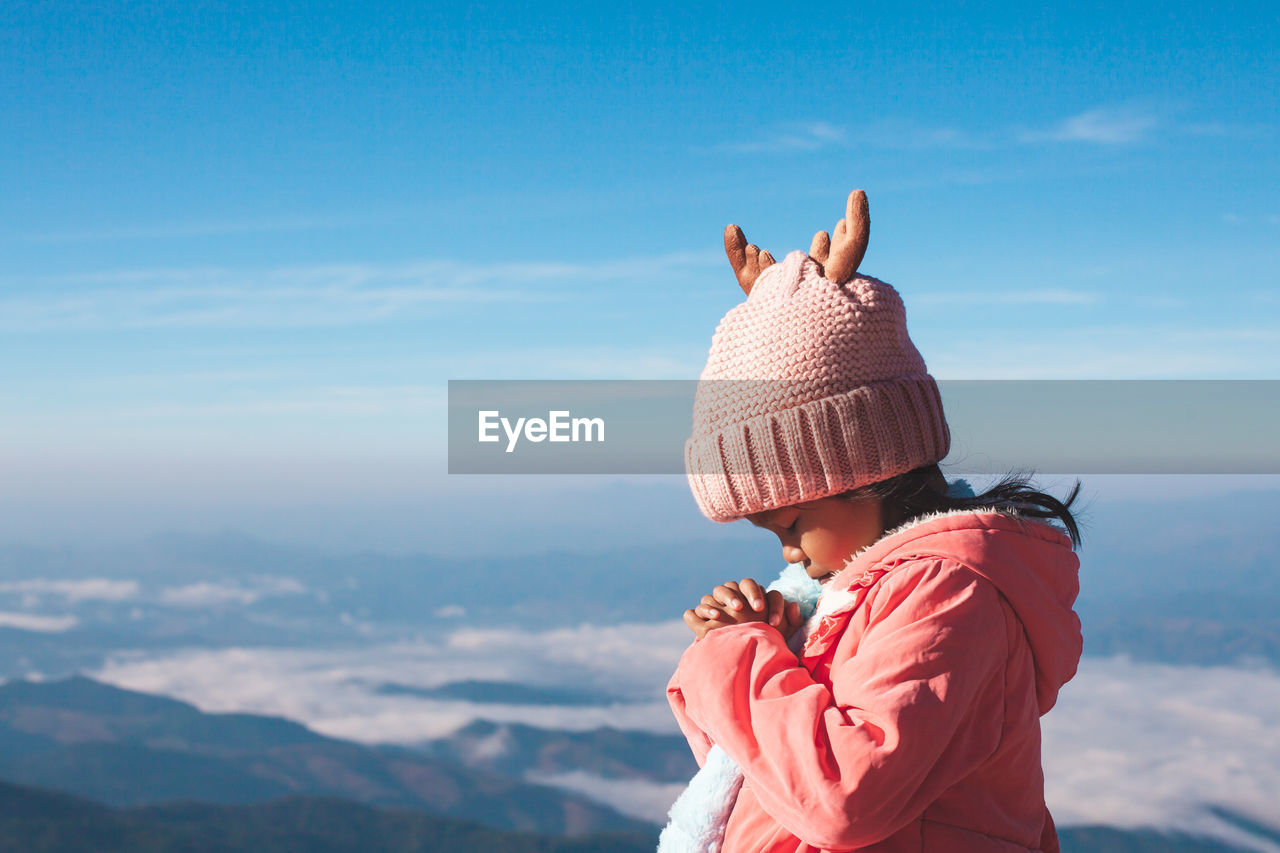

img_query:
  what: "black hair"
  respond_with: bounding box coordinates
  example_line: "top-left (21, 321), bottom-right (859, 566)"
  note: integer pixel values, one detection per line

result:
top-left (837, 463), bottom-right (1085, 549)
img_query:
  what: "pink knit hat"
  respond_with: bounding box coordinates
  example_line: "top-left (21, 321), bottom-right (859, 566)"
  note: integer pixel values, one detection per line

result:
top-left (685, 208), bottom-right (950, 523)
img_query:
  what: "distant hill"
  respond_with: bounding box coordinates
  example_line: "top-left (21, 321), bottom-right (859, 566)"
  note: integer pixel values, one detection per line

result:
top-left (0, 778), bottom-right (660, 853)
top-left (0, 675), bottom-right (654, 837)
top-left (375, 680), bottom-right (619, 707)
top-left (0, 777), bottom-right (1256, 853)
top-left (1058, 826), bottom-right (1255, 853)
top-left (418, 719), bottom-right (697, 782)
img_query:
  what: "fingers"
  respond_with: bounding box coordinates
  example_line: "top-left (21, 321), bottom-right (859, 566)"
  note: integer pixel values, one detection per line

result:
top-left (765, 589), bottom-right (785, 627)
top-left (712, 583), bottom-right (748, 613)
top-left (698, 594), bottom-right (727, 621)
top-left (738, 578), bottom-right (766, 612)
top-left (759, 249), bottom-right (776, 269)
top-left (684, 608), bottom-right (725, 639)
top-left (697, 579), bottom-right (773, 632)
top-left (809, 230), bottom-right (830, 265)
top-left (772, 600), bottom-right (803, 640)
top-left (683, 608), bottom-right (703, 637)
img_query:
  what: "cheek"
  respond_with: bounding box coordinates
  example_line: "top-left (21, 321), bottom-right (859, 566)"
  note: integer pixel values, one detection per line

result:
top-left (802, 531), bottom-right (841, 562)
top-left (804, 529), bottom-right (869, 566)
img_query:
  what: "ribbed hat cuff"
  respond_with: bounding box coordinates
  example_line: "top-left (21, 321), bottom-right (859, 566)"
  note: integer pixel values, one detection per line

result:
top-left (684, 374), bottom-right (951, 523)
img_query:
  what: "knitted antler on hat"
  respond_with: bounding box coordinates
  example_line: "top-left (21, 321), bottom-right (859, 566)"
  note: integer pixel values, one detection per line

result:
top-left (685, 190), bottom-right (951, 522)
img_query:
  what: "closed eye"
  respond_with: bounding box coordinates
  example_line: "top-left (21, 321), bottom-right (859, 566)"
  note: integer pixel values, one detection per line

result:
top-left (748, 513), bottom-right (799, 535)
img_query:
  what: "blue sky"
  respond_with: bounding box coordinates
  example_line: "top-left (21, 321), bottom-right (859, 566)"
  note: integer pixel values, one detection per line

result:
top-left (1, 1), bottom-right (1277, 549)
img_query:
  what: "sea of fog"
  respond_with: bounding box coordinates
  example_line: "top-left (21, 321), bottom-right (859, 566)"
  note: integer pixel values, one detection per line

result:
top-left (89, 618), bottom-right (1280, 852)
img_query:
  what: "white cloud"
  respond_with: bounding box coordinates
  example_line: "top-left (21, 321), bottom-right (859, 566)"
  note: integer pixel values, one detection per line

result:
top-left (0, 251), bottom-right (723, 331)
top-left (1045, 657), bottom-right (1280, 851)
top-left (1021, 106), bottom-right (1161, 145)
top-left (716, 121), bottom-right (847, 153)
top-left (913, 289), bottom-right (1103, 307)
top-left (716, 119), bottom-right (983, 154)
top-left (718, 109), bottom-right (1202, 155)
top-left (0, 578), bottom-right (140, 602)
top-left (922, 323), bottom-right (1280, 378)
top-left (18, 214), bottom-right (363, 243)
top-left (0, 611), bottom-right (78, 632)
top-left (1221, 212), bottom-right (1280, 228)
top-left (158, 577), bottom-right (306, 607)
top-left (117, 385), bottom-right (443, 419)
top-left (90, 624), bottom-right (1280, 850)
top-left (158, 583), bottom-right (262, 607)
top-left (92, 621), bottom-right (693, 742)
top-left (525, 769), bottom-right (687, 824)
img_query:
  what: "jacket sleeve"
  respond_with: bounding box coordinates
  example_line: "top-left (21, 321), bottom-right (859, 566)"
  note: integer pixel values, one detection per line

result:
top-left (666, 558), bottom-right (1010, 851)
top-left (666, 660), bottom-right (714, 768)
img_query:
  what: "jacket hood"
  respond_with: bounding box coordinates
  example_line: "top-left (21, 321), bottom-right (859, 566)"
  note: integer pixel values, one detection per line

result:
top-left (810, 507), bottom-right (1082, 714)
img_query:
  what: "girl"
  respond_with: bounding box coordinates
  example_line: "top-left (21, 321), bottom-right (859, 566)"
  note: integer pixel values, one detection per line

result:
top-left (665, 190), bottom-right (1084, 852)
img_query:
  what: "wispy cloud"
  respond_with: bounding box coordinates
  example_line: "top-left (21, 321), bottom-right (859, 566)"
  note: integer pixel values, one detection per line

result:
top-left (525, 769), bottom-right (687, 824)
top-left (1222, 212), bottom-right (1280, 227)
top-left (0, 576), bottom-right (307, 609)
top-left (921, 323), bottom-right (1280, 379)
top-left (714, 119), bottom-right (982, 154)
top-left (1018, 105), bottom-right (1162, 145)
top-left (15, 214), bottom-right (367, 244)
top-left (158, 577), bottom-right (306, 608)
top-left (716, 121), bottom-right (847, 153)
top-left (0, 611), bottom-right (78, 632)
top-left (719, 105), bottom-right (1208, 155)
top-left (0, 578), bottom-right (140, 602)
top-left (913, 288), bottom-right (1103, 307)
top-left (0, 252), bottom-right (722, 331)
top-left (113, 385), bottom-right (444, 420)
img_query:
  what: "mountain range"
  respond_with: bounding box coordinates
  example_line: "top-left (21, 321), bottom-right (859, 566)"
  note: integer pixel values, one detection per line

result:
top-left (0, 675), bottom-right (1270, 853)
top-left (0, 675), bottom-right (651, 837)
top-left (0, 777), bottom-right (1261, 853)
top-left (0, 779), bottom-right (658, 853)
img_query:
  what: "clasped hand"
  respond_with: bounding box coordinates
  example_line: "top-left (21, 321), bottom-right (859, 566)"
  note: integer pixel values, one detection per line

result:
top-left (683, 578), bottom-right (805, 641)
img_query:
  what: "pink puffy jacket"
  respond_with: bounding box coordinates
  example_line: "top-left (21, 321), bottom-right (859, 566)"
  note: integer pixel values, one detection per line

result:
top-left (666, 509), bottom-right (1082, 852)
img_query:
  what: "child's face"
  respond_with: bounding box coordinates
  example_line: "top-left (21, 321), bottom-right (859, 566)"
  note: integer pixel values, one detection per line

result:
top-left (746, 496), bottom-right (884, 584)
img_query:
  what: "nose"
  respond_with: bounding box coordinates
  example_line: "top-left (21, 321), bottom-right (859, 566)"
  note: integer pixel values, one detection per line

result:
top-left (782, 543), bottom-right (807, 566)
